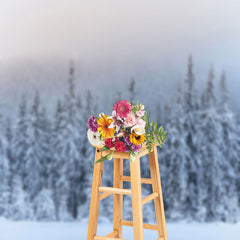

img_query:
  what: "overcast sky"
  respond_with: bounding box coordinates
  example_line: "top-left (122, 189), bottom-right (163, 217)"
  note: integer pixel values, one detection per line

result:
top-left (0, 0), bottom-right (240, 106)
top-left (0, 0), bottom-right (239, 61)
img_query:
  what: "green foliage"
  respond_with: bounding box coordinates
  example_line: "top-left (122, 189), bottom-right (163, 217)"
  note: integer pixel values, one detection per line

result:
top-left (131, 100), bottom-right (141, 115)
top-left (129, 150), bottom-right (138, 163)
top-left (94, 104), bottom-right (167, 164)
top-left (99, 145), bottom-right (110, 152)
top-left (144, 112), bottom-right (167, 154)
top-left (95, 152), bottom-right (113, 164)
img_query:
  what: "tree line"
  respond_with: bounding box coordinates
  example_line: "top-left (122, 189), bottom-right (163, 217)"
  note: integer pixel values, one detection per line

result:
top-left (0, 56), bottom-right (239, 222)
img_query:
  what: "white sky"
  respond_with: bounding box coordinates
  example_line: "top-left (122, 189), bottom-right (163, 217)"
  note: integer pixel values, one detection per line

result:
top-left (0, 0), bottom-right (240, 113)
top-left (1, 0), bottom-right (240, 64)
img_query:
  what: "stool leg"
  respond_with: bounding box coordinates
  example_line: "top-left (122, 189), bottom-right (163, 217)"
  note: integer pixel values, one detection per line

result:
top-left (113, 158), bottom-right (123, 238)
top-left (149, 146), bottom-right (168, 240)
top-left (130, 157), bottom-right (144, 240)
top-left (87, 150), bottom-right (104, 240)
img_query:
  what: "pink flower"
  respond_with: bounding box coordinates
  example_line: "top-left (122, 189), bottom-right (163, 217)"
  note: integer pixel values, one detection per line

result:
top-left (125, 112), bottom-right (137, 127)
top-left (137, 118), bottom-right (146, 127)
top-left (136, 110), bottom-right (145, 117)
top-left (113, 100), bottom-right (132, 119)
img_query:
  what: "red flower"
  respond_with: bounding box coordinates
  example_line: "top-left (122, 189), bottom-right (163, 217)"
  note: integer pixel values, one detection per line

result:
top-left (115, 141), bottom-right (125, 152)
top-left (113, 100), bottom-right (132, 119)
top-left (105, 138), bottom-right (115, 148)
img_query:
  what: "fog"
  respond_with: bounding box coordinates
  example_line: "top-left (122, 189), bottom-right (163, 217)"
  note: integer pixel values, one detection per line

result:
top-left (0, 0), bottom-right (240, 112)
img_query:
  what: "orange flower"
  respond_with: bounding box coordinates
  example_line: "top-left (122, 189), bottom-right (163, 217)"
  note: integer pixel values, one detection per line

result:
top-left (97, 115), bottom-right (115, 139)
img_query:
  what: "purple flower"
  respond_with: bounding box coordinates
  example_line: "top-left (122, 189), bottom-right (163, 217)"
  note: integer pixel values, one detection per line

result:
top-left (88, 115), bottom-right (98, 132)
top-left (125, 135), bottom-right (131, 146)
top-left (124, 145), bottom-right (130, 152)
top-left (131, 144), bottom-right (141, 153)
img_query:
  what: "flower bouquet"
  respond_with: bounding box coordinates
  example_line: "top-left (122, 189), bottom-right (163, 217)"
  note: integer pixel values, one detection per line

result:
top-left (87, 100), bottom-right (167, 163)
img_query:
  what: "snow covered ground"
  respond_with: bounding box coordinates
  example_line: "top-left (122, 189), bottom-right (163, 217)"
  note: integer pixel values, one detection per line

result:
top-left (0, 219), bottom-right (239, 240)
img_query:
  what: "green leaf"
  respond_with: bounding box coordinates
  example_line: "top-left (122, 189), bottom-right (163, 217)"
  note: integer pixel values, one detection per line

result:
top-left (106, 152), bottom-right (113, 160)
top-left (99, 146), bottom-right (110, 152)
top-left (129, 151), bottom-right (138, 163)
top-left (153, 122), bottom-right (158, 132)
top-left (95, 152), bottom-right (113, 164)
top-left (150, 120), bottom-right (154, 128)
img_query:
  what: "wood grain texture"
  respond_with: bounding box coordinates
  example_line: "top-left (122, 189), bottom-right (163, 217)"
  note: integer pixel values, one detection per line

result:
top-left (130, 156), bottom-right (144, 240)
top-left (100, 192), bottom-right (113, 201)
top-left (120, 176), bottom-right (152, 184)
top-left (94, 236), bottom-right (126, 240)
top-left (149, 146), bottom-right (168, 240)
top-left (99, 186), bottom-right (131, 195)
top-left (105, 230), bottom-right (118, 237)
top-left (88, 144), bottom-right (167, 240)
top-left (142, 192), bottom-right (159, 205)
top-left (121, 220), bottom-right (158, 231)
top-left (93, 143), bottom-right (157, 159)
top-left (113, 158), bottom-right (123, 238)
top-left (87, 150), bottom-right (104, 240)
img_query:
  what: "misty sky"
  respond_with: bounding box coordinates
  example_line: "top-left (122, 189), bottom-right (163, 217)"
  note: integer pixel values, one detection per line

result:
top-left (0, 0), bottom-right (240, 112)
top-left (1, 0), bottom-right (240, 62)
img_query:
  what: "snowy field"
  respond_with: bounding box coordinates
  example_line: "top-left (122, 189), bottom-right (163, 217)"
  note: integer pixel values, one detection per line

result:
top-left (0, 219), bottom-right (239, 240)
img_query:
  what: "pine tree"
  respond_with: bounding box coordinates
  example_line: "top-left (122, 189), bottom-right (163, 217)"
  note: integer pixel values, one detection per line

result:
top-left (79, 90), bottom-right (95, 219)
top-left (220, 71), bottom-right (228, 108)
top-left (9, 176), bottom-right (33, 220)
top-left (5, 118), bottom-right (13, 176)
top-left (34, 188), bottom-right (56, 221)
top-left (217, 71), bottom-right (238, 222)
top-left (0, 114), bottom-right (10, 217)
top-left (205, 66), bottom-right (216, 108)
top-left (25, 91), bottom-right (45, 200)
top-left (182, 55), bottom-right (200, 219)
top-left (184, 55), bottom-right (195, 110)
top-left (128, 77), bottom-right (136, 103)
top-left (5, 117), bottom-right (14, 218)
top-left (51, 100), bottom-right (71, 220)
top-left (236, 111), bottom-right (240, 212)
top-left (13, 95), bottom-right (28, 187)
top-left (163, 81), bottom-right (187, 220)
top-left (38, 107), bottom-right (52, 188)
top-left (53, 61), bottom-right (82, 219)
top-left (198, 68), bottom-right (223, 221)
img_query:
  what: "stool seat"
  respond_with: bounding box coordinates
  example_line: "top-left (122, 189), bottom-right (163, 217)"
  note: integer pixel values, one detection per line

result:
top-left (87, 144), bottom-right (168, 240)
top-left (93, 143), bottom-right (158, 159)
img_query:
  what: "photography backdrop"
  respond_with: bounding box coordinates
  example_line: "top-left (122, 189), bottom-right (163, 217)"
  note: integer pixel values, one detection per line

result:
top-left (0, 0), bottom-right (239, 224)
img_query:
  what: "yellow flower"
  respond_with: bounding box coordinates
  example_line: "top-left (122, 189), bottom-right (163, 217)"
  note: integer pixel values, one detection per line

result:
top-left (97, 115), bottom-right (115, 139)
top-left (129, 133), bottom-right (146, 145)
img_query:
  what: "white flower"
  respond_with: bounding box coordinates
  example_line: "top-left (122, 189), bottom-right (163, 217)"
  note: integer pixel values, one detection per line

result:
top-left (131, 125), bottom-right (145, 135)
top-left (140, 104), bottom-right (145, 110)
top-left (137, 118), bottom-right (146, 127)
top-left (99, 112), bottom-right (105, 118)
top-left (87, 129), bottom-right (103, 146)
top-left (108, 110), bottom-right (124, 132)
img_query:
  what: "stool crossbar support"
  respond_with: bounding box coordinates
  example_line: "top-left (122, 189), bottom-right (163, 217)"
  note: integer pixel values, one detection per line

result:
top-left (87, 145), bottom-right (168, 240)
top-left (142, 192), bottom-right (159, 205)
top-left (94, 237), bottom-right (126, 240)
top-left (99, 186), bottom-right (131, 195)
top-left (120, 176), bottom-right (152, 184)
top-left (121, 220), bottom-right (159, 231)
top-left (105, 230), bottom-right (117, 237)
top-left (100, 192), bottom-right (113, 201)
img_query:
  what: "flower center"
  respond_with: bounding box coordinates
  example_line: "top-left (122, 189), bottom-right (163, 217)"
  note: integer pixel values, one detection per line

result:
top-left (105, 124), bottom-right (108, 129)
top-left (135, 135), bottom-right (140, 140)
top-left (94, 135), bottom-right (96, 139)
top-left (120, 106), bottom-right (125, 112)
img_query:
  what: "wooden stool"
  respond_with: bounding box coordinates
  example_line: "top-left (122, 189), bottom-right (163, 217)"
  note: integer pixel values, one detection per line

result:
top-left (87, 144), bottom-right (168, 240)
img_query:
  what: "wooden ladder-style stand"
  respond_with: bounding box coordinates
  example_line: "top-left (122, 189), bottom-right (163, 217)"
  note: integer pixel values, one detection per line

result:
top-left (87, 144), bottom-right (168, 240)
